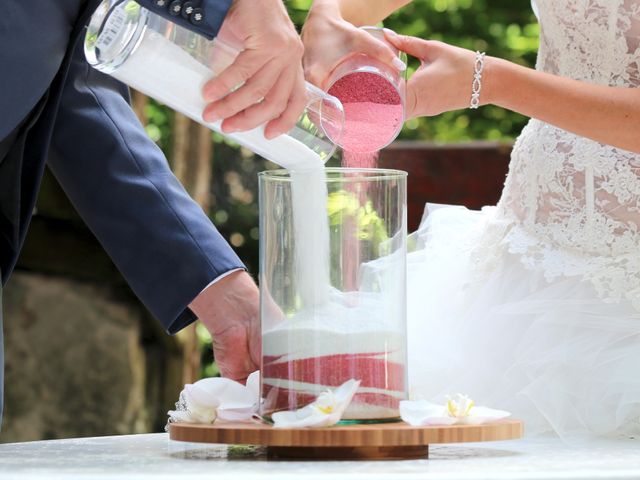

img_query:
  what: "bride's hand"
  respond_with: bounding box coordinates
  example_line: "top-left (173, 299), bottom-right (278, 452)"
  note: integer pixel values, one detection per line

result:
top-left (385, 32), bottom-right (484, 118)
top-left (301, 3), bottom-right (405, 89)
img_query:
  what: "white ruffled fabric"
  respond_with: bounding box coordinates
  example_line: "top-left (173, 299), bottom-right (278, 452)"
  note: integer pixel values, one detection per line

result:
top-left (407, 205), bottom-right (640, 441)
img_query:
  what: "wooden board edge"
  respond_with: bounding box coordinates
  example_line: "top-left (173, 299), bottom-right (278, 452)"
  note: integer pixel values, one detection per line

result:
top-left (169, 419), bottom-right (524, 447)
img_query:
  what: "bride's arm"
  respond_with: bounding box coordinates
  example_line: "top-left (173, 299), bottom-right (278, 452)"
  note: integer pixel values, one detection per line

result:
top-left (487, 58), bottom-right (640, 153)
top-left (386, 33), bottom-right (640, 154)
top-left (301, 0), bottom-right (410, 88)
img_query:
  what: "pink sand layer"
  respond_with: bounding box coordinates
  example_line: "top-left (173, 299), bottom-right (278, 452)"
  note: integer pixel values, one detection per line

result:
top-left (263, 352), bottom-right (405, 392)
top-left (328, 71), bottom-right (403, 154)
top-left (338, 102), bottom-right (403, 153)
top-left (329, 71), bottom-right (401, 104)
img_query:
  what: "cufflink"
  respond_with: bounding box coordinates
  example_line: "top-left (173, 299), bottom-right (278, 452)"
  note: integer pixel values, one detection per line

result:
top-left (190, 7), bottom-right (205, 25)
top-left (169, 0), bottom-right (182, 16)
top-left (182, 1), bottom-right (196, 19)
top-left (154, 0), bottom-right (168, 7)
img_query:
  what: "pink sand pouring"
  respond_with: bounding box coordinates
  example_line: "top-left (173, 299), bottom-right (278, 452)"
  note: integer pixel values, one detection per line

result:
top-left (324, 28), bottom-right (407, 290)
top-left (329, 72), bottom-right (404, 158)
top-left (325, 27), bottom-right (406, 161)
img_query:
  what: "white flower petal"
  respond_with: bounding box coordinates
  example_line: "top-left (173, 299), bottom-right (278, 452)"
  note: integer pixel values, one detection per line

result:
top-left (400, 400), bottom-right (453, 426)
top-left (217, 403), bottom-right (257, 422)
top-left (465, 406), bottom-right (511, 424)
top-left (245, 371), bottom-right (260, 398)
top-left (183, 381), bottom-right (221, 408)
top-left (187, 377), bottom-right (255, 408)
top-left (272, 379), bottom-right (361, 428)
top-left (400, 398), bottom-right (511, 426)
top-left (418, 416), bottom-right (459, 426)
top-left (169, 375), bottom-right (261, 426)
top-left (272, 406), bottom-right (342, 428)
top-left (192, 404), bottom-right (219, 424)
top-left (332, 379), bottom-right (361, 414)
top-left (446, 393), bottom-right (474, 418)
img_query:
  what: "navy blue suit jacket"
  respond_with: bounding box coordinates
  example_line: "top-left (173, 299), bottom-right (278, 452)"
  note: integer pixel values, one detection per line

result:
top-left (0, 0), bottom-right (240, 423)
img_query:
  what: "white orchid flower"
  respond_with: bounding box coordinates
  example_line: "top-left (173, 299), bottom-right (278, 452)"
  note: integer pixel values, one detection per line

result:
top-left (272, 379), bottom-right (361, 428)
top-left (400, 393), bottom-right (511, 426)
top-left (167, 371), bottom-right (260, 426)
top-left (446, 393), bottom-right (475, 419)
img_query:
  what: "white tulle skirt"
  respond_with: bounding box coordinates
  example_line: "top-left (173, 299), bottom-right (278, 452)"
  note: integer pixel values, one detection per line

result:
top-left (406, 205), bottom-right (640, 441)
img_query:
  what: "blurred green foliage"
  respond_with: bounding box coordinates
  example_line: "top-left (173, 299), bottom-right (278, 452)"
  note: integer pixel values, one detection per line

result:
top-left (142, 0), bottom-right (539, 376)
top-left (327, 191), bottom-right (390, 287)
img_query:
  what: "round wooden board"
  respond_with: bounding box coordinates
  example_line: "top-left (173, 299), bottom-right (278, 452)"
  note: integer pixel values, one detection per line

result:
top-left (169, 420), bottom-right (523, 460)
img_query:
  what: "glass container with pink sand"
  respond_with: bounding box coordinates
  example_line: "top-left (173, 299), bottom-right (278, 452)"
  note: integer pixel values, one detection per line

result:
top-left (259, 169), bottom-right (408, 422)
top-left (326, 27), bottom-right (407, 160)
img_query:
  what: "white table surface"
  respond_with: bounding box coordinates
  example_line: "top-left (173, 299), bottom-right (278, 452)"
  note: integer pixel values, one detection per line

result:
top-left (0, 433), bottom-right (639, 480)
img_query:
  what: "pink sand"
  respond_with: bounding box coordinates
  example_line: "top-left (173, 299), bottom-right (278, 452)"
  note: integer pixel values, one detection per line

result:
top-left (328, 72), bottom-right (403, 288)
top-left (338, 102), bottom-right (403, 155)
top-left (328, 71), bottom-right (403, 158)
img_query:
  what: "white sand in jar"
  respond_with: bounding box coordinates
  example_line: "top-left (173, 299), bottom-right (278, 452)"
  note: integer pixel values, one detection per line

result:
top-left (111, 30), bottom-right (326, 171)
top-left (290, 169), bottom-right (331, 306)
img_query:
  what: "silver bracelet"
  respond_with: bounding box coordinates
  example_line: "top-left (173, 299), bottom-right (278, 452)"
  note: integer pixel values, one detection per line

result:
top-left (470, 51), bottom-right (486, 109)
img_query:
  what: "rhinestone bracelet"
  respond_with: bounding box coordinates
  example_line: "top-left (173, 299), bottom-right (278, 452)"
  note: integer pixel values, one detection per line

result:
top-left (470, 51), bottom-right (486, 109)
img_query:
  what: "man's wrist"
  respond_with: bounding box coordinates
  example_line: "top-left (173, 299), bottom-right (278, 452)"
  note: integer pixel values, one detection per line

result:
top-left (189, 270), bottom-right (259, 335)
top-left (196, 268), bottom-right (244, 297)
top-left (189, 268), bottom-right (245, 317)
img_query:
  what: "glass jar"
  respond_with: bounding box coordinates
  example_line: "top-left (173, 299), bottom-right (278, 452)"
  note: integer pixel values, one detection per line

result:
top-left (259, 168), bottom-right (408, 422)
top-left (84, 0), bottom-right (344, 167)
top-left (326, 27), bottom-right (407, 154)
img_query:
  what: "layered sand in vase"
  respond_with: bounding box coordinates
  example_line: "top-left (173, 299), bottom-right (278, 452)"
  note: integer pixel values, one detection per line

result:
top-left (262, 298), bottom-right (406, 420)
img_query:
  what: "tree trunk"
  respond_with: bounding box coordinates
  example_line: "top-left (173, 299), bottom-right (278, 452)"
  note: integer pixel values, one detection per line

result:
top-left (131, 90), bottom-right (147, 125)
top-left (171, 112), bottom-right (214, 384)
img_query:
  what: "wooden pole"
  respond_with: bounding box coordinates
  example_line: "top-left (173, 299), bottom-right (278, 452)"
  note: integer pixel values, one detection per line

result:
top-left (131, 90), bottom-right (148, 125)
top-left (173, 114), bottom-right (215, 385)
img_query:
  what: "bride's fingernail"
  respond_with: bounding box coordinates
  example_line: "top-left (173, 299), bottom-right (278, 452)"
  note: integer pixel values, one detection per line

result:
top-left (393, 57), bottom-right (407, 71)
top-left (383, 28), bottom-right (397, 37)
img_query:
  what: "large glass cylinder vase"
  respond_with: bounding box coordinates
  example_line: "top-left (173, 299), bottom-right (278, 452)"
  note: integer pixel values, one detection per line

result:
top-left (259, 168), bottom-right (408, 422)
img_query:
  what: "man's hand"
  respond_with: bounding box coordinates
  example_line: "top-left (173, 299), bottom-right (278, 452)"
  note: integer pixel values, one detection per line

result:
top-left (202, 0), bottom-right (307, 139)
top-left (189, 271), bottom-right (260, 382)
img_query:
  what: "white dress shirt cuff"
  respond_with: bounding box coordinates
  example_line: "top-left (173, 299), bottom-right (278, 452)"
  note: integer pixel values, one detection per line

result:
top-left (198, 268), bottom-right (245, 296)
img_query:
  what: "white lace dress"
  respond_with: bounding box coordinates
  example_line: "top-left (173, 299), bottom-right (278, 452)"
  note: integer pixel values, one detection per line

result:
top-left (407, 0), bottom-right (640, 440)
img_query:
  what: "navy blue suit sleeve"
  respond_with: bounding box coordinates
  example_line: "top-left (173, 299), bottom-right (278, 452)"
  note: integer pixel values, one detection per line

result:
top-left (47, 40), bottom-right (245, 334)
top-left (135, 0), bottom-right (233, 40)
